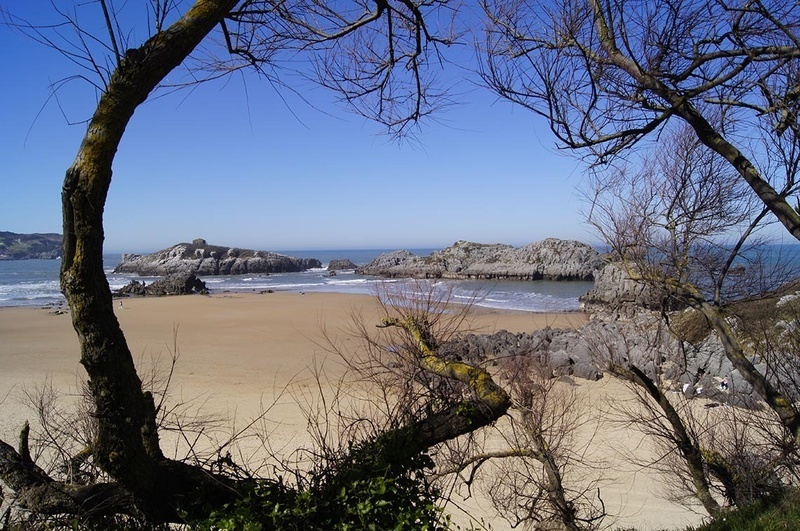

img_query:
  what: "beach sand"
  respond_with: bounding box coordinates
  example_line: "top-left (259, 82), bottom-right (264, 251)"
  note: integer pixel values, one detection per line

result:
top-left (0, 292), bottom-right (704, 529)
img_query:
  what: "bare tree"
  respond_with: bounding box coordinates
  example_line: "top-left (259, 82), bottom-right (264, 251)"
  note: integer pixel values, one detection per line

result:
top-left (0, 0), bottom-right (510, 524)
top-left (586, 308), bottom-right (798, 517)
top-left (477, 355), bottom-right (606, 530)
top-left (480, 0), bottom-right (800, 444)
top-left (595, 127), bottom-right (800, 443)
top-left (481, 0), bottom-right (800, 238)
top-left (324, 281), bottom-right (607, 530)
top-left (585, 315), bottom-right (724, 517)
top-left (569, 118), bottom-right (800, 516)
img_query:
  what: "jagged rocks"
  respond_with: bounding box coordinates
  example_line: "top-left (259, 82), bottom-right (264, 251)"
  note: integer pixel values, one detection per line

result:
top-left (440, 328), bottom-right (604, 381)
top-left (327, 259), bottom-right (358, 271)
top-left (579, 260), bottom-right (672, 317)
top-left (116, 273), bottom-right (208, 296)
top-left (356, 239), bottom-right (602, 281)
top-left (115, 240), bottom-right (322, 276)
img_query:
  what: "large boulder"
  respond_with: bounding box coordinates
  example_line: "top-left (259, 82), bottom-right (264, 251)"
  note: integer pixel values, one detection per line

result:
top-left (115, 240), bottom-right (322, 276)
top-left (327, 259), bottom-right (358, 271)
top-left (356, 239), bottom-right (602, 281)
top-left (116, 273), bottom-right (208, 296)
top-left (579, 260), bottom-right (677, 317)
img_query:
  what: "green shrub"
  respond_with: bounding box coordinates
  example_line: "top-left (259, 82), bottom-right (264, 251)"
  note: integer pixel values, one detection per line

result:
top-left (194, 437), bottom-right (450, 530)
top-left (687, 488), bottom-right (800, 531)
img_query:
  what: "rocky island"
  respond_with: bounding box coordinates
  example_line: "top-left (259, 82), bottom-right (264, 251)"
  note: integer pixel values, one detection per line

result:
top-left (114, 239), bottom-right (322, 276)
top-left (0, 231), bottom-right (61, 260)
top-left (356, 238), bottom-right (602, 281)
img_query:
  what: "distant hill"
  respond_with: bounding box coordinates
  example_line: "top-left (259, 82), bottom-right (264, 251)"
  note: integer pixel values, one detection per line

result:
top-left (0, 231), bottom-right (61, 260)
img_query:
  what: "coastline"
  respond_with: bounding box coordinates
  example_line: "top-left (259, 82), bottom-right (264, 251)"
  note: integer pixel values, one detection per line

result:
top-left (0, 292), bottom-right (703, 529)
top-left (0, 252), bottom-right (595, 312)
top-left (0, 291), bottom-right (587, 437)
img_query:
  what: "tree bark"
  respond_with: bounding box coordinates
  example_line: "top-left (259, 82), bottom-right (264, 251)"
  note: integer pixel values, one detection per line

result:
top-left (58, 0), bottom-right (240, 521)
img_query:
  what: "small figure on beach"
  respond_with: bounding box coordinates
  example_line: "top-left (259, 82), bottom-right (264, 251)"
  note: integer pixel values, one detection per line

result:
top-left (720, 376), bottom-right (729, 391)
top-left (119, 300), bottom-right (124, 310)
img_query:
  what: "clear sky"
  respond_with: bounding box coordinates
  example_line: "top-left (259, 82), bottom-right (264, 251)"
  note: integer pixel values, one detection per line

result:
top-left (0, 2), bottom-right (593, 254)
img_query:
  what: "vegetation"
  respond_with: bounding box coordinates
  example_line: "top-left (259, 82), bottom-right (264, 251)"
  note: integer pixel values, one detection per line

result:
top-left (687, 489), bottom-right (800, 531)
top-left (196, 440), bottom-right (447, 531)
top-left (2, 0), bottom-right (800, 528)
top-left (0, 231), bottom-right (61, 260)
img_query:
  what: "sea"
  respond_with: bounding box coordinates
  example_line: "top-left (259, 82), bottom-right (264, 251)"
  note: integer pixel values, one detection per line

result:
top-left (0, 249), bottom-right (594, 312)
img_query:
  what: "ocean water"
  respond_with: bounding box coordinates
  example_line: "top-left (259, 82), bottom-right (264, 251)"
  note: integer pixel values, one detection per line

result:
top-left (0, 249), bottom-right (593, 312)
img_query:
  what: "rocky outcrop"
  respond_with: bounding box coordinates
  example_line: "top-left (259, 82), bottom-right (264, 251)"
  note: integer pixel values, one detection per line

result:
top-left (440, 313), bottom-right (753, 406)
top-left (356, 239), bottom-right (602, 281)
top-left (0, 231), bottom-right (61, 260)
top-left (114, 239), bottom-right (322, 276)
top-left (327, 259), bottom-right (358, 271)
top-left (116, 273), bottom-right (208, 297)
top-left (578, 261), bottom-right (669, 317)
top-left (440, 328), bottom-right (604, 381)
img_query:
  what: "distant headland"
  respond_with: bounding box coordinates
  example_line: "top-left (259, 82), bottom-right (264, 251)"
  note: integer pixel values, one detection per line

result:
top-left (0, 231), bottom-right (61, 260)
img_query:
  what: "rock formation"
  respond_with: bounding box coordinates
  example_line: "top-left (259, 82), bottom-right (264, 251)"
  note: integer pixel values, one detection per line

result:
top-left (578, 260), bottom-right (671, 317)
top-left (116, 273), bottom-right (208, 297)
top-left (327, 259), bottom-right (358, 271)
top-left (114, 239), bottom-right (322, 276)
top-left (356, 239), bottom-right (602, 281)
top-left (440, 255), bottom-right (757, 407)
top-left (440, 328), bottom-right (604, 382)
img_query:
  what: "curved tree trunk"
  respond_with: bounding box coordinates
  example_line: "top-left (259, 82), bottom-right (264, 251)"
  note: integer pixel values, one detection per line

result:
top-left (59, 0), bottom-right (240, 520)
top-left (0, 0), bottom-right (515, 523)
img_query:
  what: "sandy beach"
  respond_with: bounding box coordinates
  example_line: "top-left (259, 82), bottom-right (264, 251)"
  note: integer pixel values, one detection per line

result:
top-left (0, 292), bottom-right (704, 529)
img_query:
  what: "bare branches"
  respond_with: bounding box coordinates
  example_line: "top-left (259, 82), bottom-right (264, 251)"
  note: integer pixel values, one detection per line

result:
top-left (585, 123), bottom-right (773, 308)
top-left (481, 0), bottom-right (800, 239)
top-left (7, 0), bottom-right (462, 138)
top-left (223, 0), bottom-right (462, 138)
top-left (98, 0), bottom-right (122, 67)
top-left (319, 281), bottom-right (607, 529)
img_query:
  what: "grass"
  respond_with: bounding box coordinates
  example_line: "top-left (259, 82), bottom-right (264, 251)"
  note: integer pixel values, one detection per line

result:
top-left (685, 489), bottom-right (800, 531)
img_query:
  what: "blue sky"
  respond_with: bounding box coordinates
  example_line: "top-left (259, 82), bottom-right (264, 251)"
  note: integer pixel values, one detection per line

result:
top-left (0, 2), bottom-right (592, 254)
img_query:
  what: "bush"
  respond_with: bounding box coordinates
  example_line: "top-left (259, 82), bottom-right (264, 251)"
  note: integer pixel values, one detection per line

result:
top-left (194, 437), bottom-right (449, 531)
top-left (687, 488), bottom-right (800, 531)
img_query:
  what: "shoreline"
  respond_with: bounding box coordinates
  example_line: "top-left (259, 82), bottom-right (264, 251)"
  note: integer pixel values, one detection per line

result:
top-left (0, 256), bottom-right (594, 312)
top-left (0, 292), bottom-right (703, 530)
top-left (0, 291), bottom-right (588, 434)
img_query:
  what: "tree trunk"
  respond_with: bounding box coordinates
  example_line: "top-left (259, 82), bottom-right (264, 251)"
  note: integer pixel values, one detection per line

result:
top-left (58, 0), bottom-right (240, 520)
top-left (1, 0), bottom-right (515, 523)
top-left (611, 364), bottom-right (722, 517)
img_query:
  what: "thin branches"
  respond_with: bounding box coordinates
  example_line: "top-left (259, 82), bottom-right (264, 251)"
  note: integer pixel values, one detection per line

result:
top-left (481, 0), bottom-right (800, 238)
